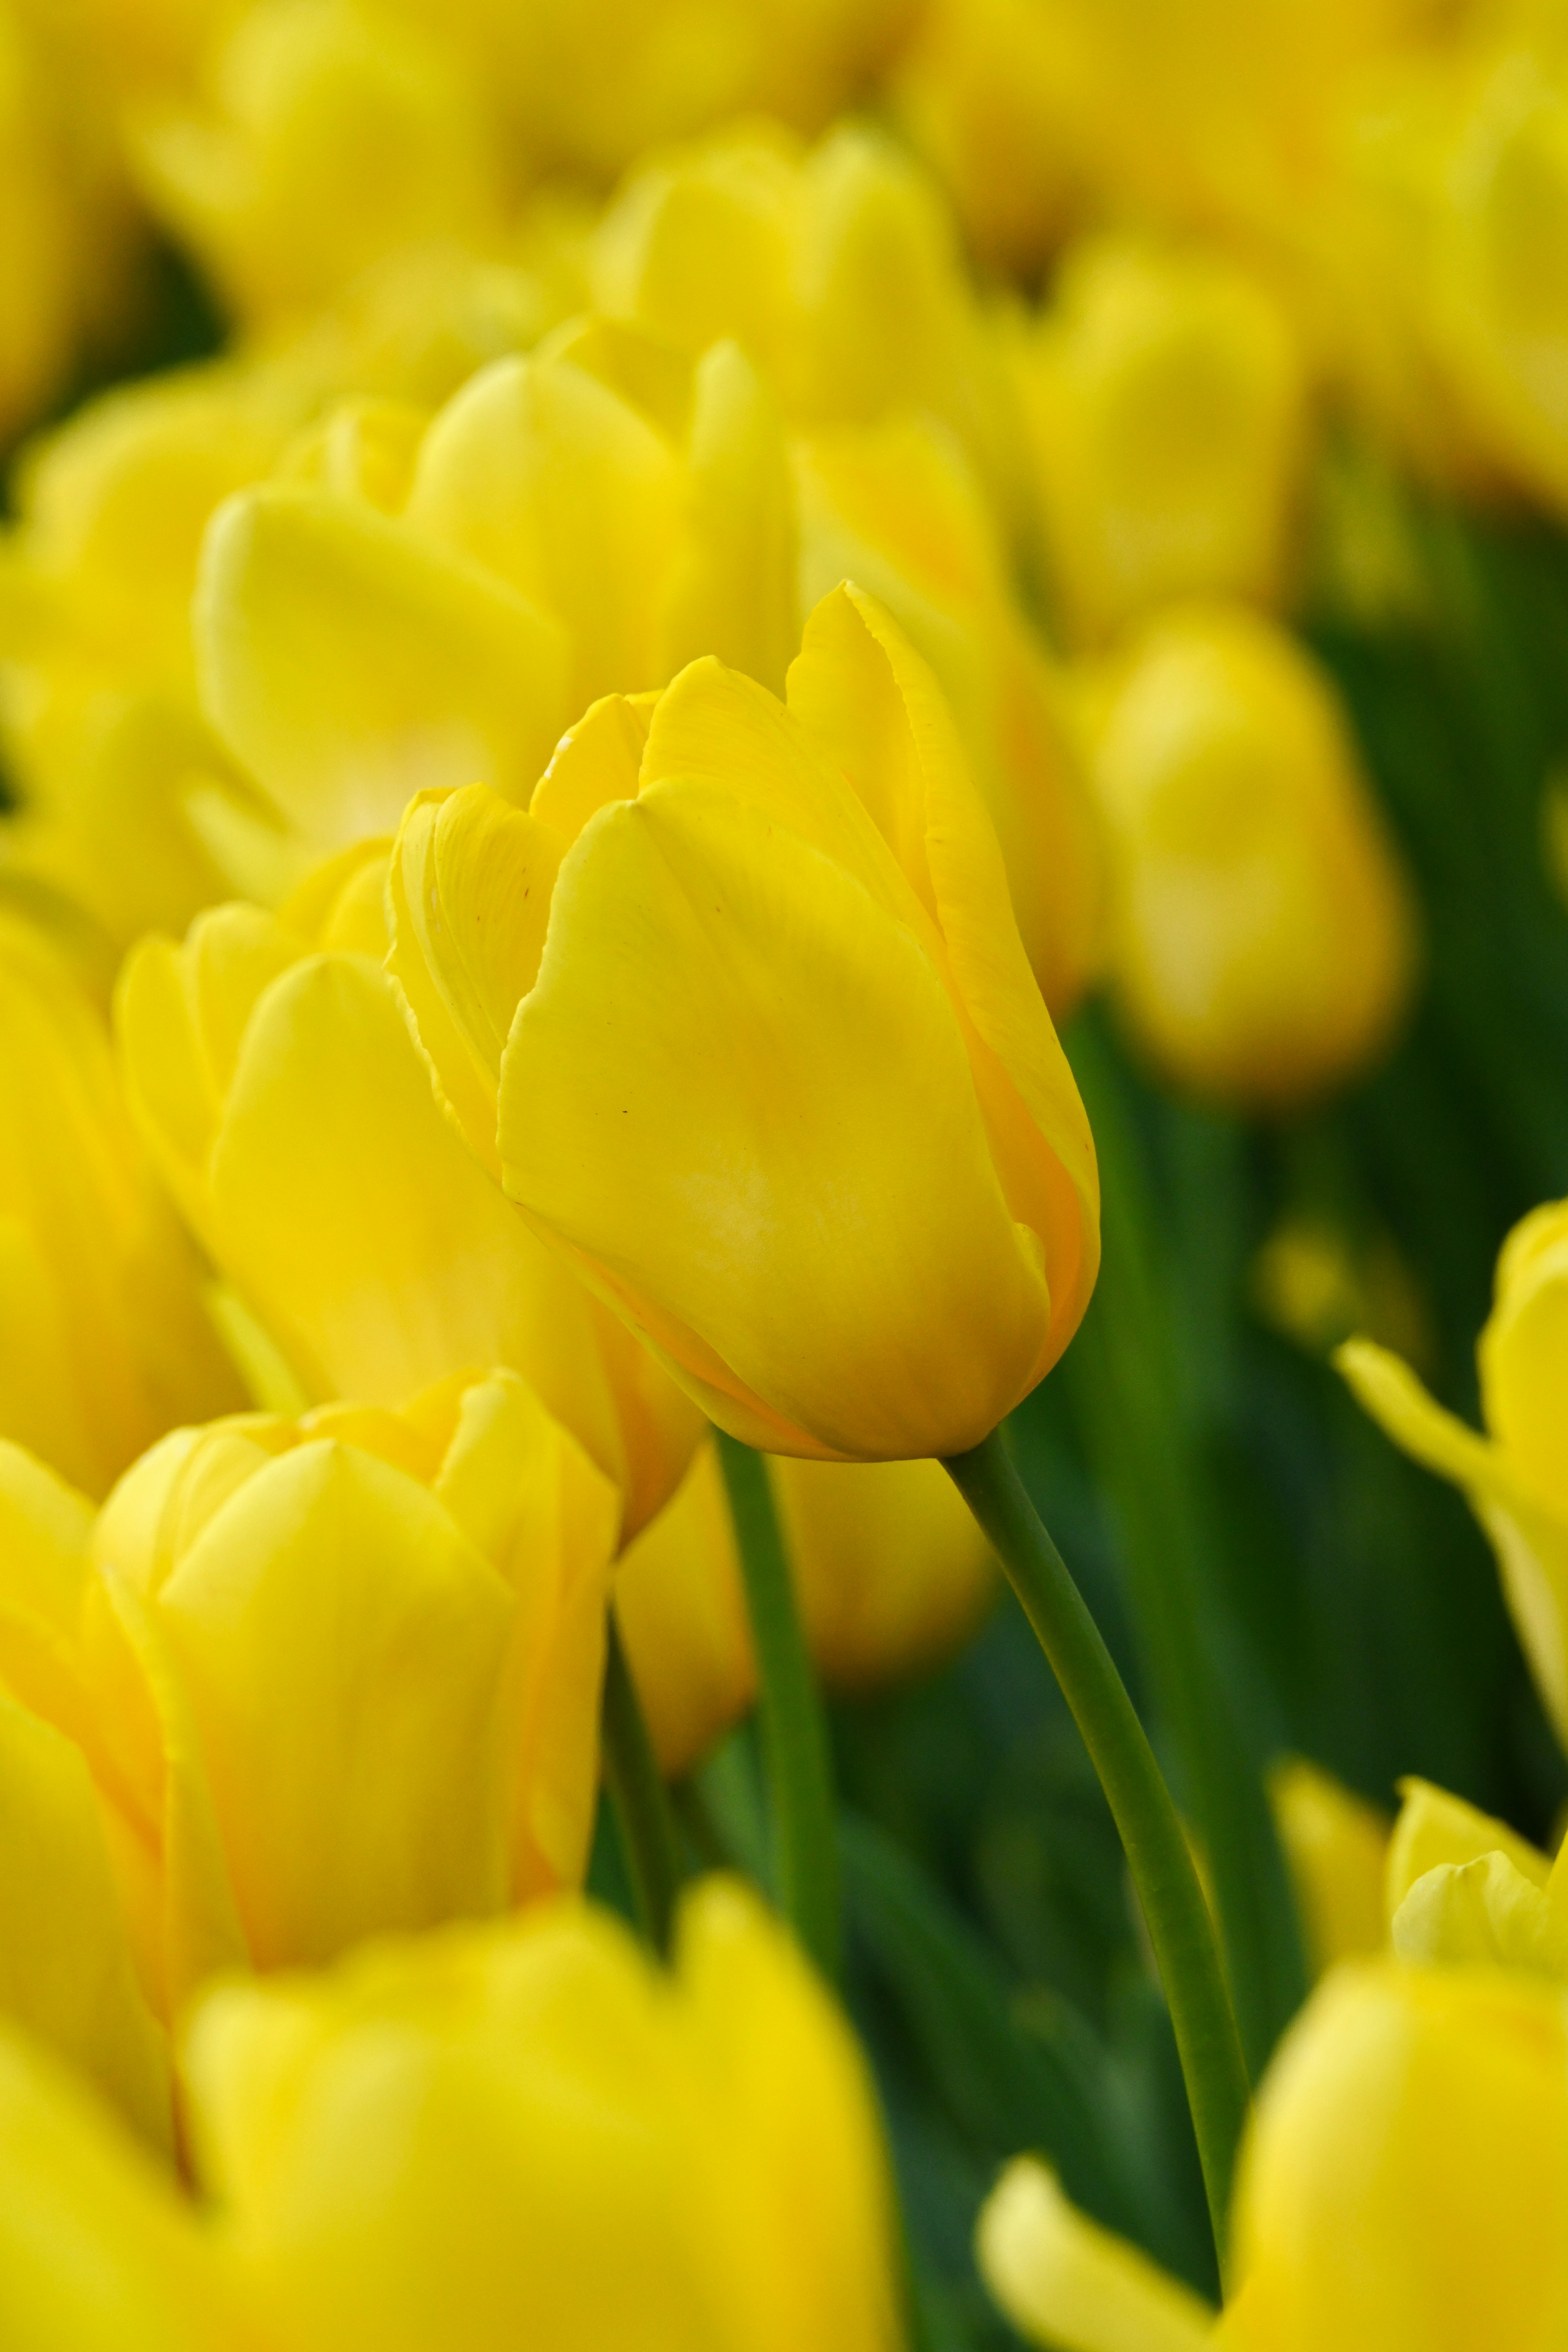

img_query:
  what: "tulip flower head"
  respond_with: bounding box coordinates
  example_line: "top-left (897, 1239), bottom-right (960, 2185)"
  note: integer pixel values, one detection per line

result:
top-left (980, 1958), bottom-right (1568, 2350)
top-left (392, 584), bottom-right (1100, 1463)
top-left (116, 849), bottom-right (702, 1537)
top-left (1082, 603), bottom-right (1419, 1109)
top-left (1341, 1194), bottom-right (1568, 1746)
top-left (184, 1878), bottom-right (906, 2352)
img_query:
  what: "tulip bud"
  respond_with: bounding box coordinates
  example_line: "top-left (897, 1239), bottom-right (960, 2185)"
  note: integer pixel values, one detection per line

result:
top-left (74, 1370), bottom-right (618, 2009)
top-left (1081, 604), bottom-right (1418, 1108)
top-left (391, 584), bottom-right (1100, 1462)
top-left (616, 1441), bottom-right (996, 1775)
top-left (0, 912), bottom-right (243, 1497)
top-left (1013, 234), bottom-right (1311, 649)
top-left (183, 1878), bottom-right (905, 2352)
top-left (116, 854), bottom-right (702, 1537)
top-left (1339, 1195), bottom-right (1568, 1748)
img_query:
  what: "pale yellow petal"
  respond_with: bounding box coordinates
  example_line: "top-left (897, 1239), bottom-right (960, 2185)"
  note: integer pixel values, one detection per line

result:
top-left (196, 484), bottom-right (569, 851)
top-left (977, 2158), bottom-right (1216, 2352)
top-left (1385, 1777), bottom-right (1551, 1914)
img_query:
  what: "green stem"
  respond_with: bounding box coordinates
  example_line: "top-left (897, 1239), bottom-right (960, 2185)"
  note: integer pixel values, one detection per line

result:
top-left (943, 1430), bottom-right (1250, 2273)
top-left (714, 1429), bottom-right (842, 1980)
top-left (601, 1607), bottom-right (684, 1956)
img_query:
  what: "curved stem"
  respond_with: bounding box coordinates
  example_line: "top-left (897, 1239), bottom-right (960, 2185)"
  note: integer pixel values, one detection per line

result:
top-left (943, 1430), bottom-right (1250, 2275)
top-left (714, 1430), bottom-right (842, 1980)
top-left (601, 1606), bottom-right (684, 1956)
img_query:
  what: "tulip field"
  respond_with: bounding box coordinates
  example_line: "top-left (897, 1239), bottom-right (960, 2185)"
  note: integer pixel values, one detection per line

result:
top-left (5, 3), bottom-right (1568, 2346)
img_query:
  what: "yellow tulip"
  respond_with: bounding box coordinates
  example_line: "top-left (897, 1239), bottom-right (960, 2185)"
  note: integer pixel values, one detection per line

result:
top-left (430, 0), bottom-right (915, 186)
top-left (590, 121), bottom-right (1020, 507)
top-left (0, 911), bottom-right (243, 1499)
top-left (183, 1877), bottom-right (905, 2352)
top-left (0, 241), bottom-right (584, 947)
top-left (1012, 235), bottom-right (1311, 649)
top-left (391, 584), bottom-right (1100, 1462)
top-left (0, 1440), bottom-right (171, 2149)
top-left (980, 1960), bottom-right (1568, 2351)
top-left (55, 1369), bottom-right (615, 2013)
top-left (1081, 604), bottom-right (1418, 1109)
top-left (0, 0), bottom-right (136, 445)
top-left (884, 0), bottom-right (1089, 280)
top-left (617, 1439), bottom-right (996, 1775)
top-left (130, 0), bottom-right (510, 329)
top-left (115, 851), bottom-right (702, 1537)
top-left (1339, 1196), bottom-right (1568, 1746)
top-left (794, 414), bottom-right (1105, 1013)
top-left (0, 2015), bottom-right (268, 2350)
top-left (1383, 1776), bottom-right (1568, 1978)
top-left (1267, 1755), bottom-right (1390, 1977)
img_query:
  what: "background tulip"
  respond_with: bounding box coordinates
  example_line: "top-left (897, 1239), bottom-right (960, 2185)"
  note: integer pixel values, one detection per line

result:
top-left (116, 852), bottom-right (702, 1537)
top-left (392, 585), bottom-right (1100, 1461)
top-left (0, 2017), bottom-right (265, 2352)
top-left (617, 1441), bottom-right (996, 1775)
top-left (0, 910), bottom-right (243, 1497)
top-left (1080, 604), bottom-right (1419, 1108)
top-left (183, 1878), bottom-right (905, 2352)
top-left (1011, 235), bottom-right (1311, 649)
top-left (980, 1959), bottom-right (1568, 2350)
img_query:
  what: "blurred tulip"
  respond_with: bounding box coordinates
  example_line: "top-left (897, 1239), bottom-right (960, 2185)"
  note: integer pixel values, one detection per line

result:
top-left (0, 2016), bottom-right (266, 2351)
top-left (1012, 235), bottom-right (1311, 648)
top-left (391, 584), bottom-right (1100, 1461)
top-left (981, 1960), bottom-right (1568, 2350)
top-left (0, 232), bottom-right (585, 950)
top-left (617, 1441), bottom-right (996, 1775)
top-left (794, 414), bottom-right (1105, 1012)
top-left (116, 851), bottom-right (702, 1536)
top-left (183, 1877), bottom-right (905, 2352)
top-left (430, 0), bottom-right (915, 186)
top-left (131, 0), bottom-right (510, 327)
top-left (1267, 1756), bottom-right (1390, 1977)
top-left (1340, 1196), bottom-right (1568, 1747)
top-left (590, 121), bottom-right (1020, 507)
top-left (1384, 1776), bottom-right (1568, 1977)
top-left (1081, 604), bottom-right (1419, 1109)
top-left (884, 0), bottom-right (1089, 280)
top-left (69, 1370), bottom-right (615, 2012)
top-left (0, 911), bottom-right (242, 1499)
top-left (0, 0), bottom-right (139, 446)
top-left (0, 1442), bottom-right (171, 2148)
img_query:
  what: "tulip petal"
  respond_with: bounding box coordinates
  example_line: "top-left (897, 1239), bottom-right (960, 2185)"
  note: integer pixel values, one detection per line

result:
top-left (404, 351), bottom-right (682, 713)
top-left (499, 777), bottom-right (1052, 1457)
top-left (977, 2157), bottom-right (1217, 2351)
top-left (659, 340), bottom-right (799, 695)
top-left (789, 585), bottom-right (1099, 1376)
top-left (388, 787), bottom-right (561, 1176)
top-left (154, 1438), bottom-right (517, 1968)
top-left (0, 1692), bottom-right (172, 2151)
top-left (196, 484), bottom-right (569, 851)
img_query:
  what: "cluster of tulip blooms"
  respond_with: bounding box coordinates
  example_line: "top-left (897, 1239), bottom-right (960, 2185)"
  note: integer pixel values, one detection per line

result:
top-left (3, 0), bottom-right (1568, 2345)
